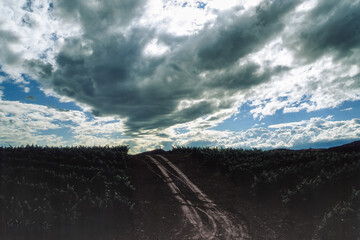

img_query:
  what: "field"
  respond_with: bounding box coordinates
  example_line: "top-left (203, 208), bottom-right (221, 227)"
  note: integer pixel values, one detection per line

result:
top-left (1, 142), bottom-right (359, 239)
top-left (171, 144), bottom-right (360, 239)
top-left (0, 146), bottom-right (134, 239)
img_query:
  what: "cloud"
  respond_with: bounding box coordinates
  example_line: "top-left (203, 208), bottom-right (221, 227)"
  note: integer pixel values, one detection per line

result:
top-left (55, 0), bottom-right (146, 31)
top-left (173, 117), bottom-right (360, 149)
top-left (0, 29), bottom-right (21, 65)
top-left (1, 98), bottom-right (357, 152)
top-left (0, 100), bottom-right (67, 145)
top-left (285, 0), bottom-right (360, 62)
top-left (27, 0), bottom-right (301, 135)
top-left (0, 99), bottom-right (125, 146)
top-left (0, 0), bottom-right (359, 148)
top-left (194, 0), bottom-right (301, 70)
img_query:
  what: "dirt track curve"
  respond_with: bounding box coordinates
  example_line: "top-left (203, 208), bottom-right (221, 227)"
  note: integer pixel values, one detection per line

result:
top-left (144, 154), bottom-right (250, 240)
top-left (131, 153), bottom-right (314, 240)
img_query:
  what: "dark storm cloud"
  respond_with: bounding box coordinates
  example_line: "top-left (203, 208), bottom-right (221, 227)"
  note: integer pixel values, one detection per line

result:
top-left (55, 0), bottom-right (147, 31)
top-left (126, 101), bottom-right (215, 135)
top-left (195, 0), bottom-right (301, 70)
top-left (287, 0), bottom-right (360, 62)
top-left (0, 29), bottom-right (20, 65)
top-left (37, 0), bottom-right (304, 134)
top-left (206, 63), bottom-right (290, 91)
top-left (24, 59), bottom-right (53, 79)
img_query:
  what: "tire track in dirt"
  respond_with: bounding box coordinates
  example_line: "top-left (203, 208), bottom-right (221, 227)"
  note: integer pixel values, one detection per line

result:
top-left (146, 155), bottom-right (250, 240)
top-left (147, 155), bottom-right (214, 239)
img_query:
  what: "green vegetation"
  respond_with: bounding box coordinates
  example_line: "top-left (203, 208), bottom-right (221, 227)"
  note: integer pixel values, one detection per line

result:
top-left (172, 146), bottom-right (360, 239)
top-left (0, 145), bottom-right (134, 239)
top-left (316, 189), bottom-right (360, 239)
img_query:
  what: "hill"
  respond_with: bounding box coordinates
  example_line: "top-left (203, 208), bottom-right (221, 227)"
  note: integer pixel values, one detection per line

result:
top-left (327, 140), bottom-right (360, 152)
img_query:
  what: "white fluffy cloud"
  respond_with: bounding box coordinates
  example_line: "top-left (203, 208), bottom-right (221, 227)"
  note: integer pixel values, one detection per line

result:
top-left (173, 117), bottom-right (360, 149)
top-left (0, 99), bottom-right (126, 146)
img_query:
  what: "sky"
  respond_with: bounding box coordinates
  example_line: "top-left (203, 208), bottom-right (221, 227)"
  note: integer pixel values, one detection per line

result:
top-left (0, 0), bottom-right (359, 153)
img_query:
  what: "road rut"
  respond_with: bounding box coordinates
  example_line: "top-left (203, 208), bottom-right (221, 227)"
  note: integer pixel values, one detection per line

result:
top-left (146, 154), bottom-right (250, 240)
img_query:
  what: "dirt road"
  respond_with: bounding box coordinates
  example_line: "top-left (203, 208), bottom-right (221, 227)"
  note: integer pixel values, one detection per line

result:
top-left (132, 153), bottom-right (250, 240)
top-left (130, 152), bottom-right (296, 240)
top-left (148, 154), bottom-right (250, 240)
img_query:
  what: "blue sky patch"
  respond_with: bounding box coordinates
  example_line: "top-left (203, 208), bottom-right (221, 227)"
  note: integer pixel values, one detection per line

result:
top-left (0, 73), bottom-right (82, 112)
top-left (211, 100), bottom-right (360, 132)
top-left (196, 1), bottom-right (207, 9)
